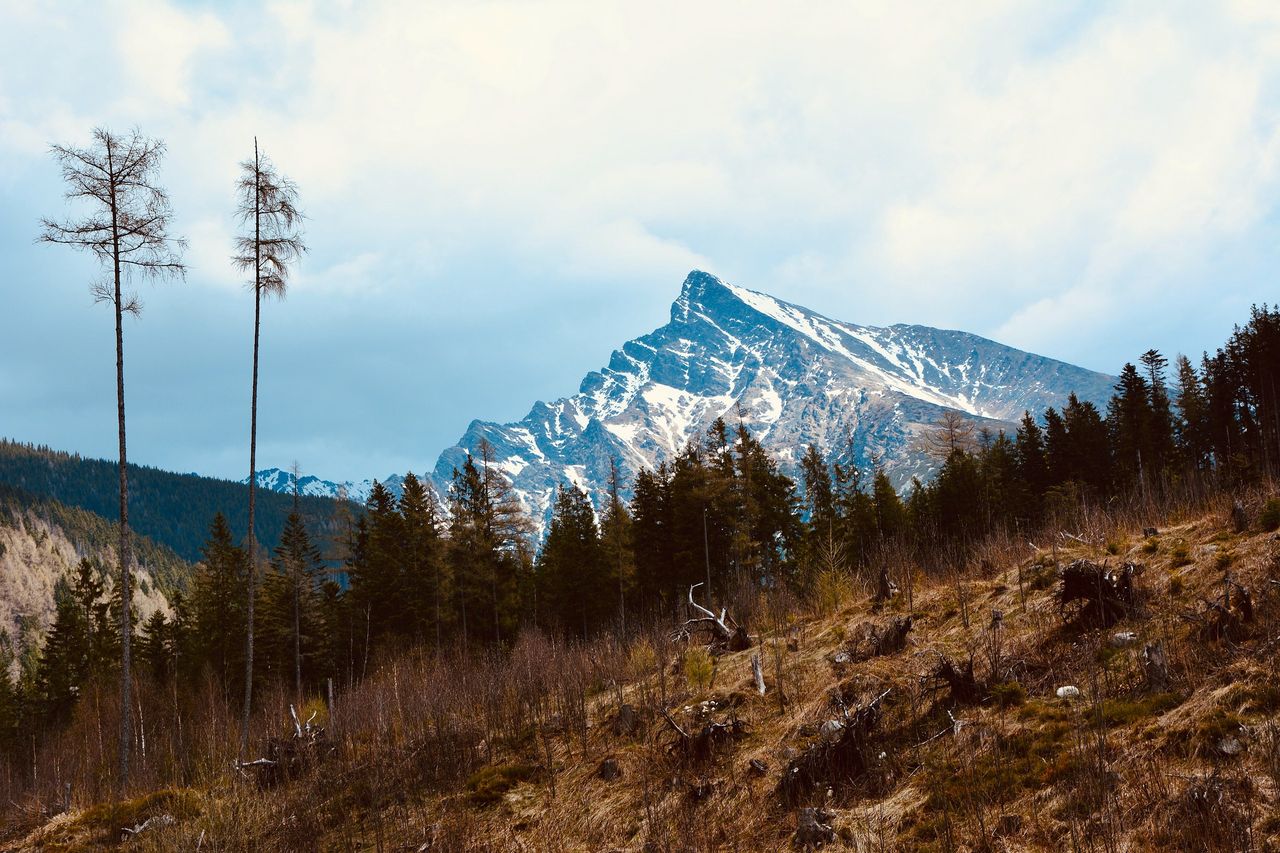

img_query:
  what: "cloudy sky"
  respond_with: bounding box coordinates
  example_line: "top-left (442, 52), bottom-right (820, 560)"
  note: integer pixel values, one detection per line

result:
top-left (3, 1), bottom-right (1280, 483)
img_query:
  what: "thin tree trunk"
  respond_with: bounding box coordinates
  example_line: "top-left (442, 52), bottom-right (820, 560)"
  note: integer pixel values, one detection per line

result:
top-left (240, 138), bottom-right (261, 761)
top-left (108, 141), bottom-right (134, 790)
top-left (294, 576), bottom-right (302, 703)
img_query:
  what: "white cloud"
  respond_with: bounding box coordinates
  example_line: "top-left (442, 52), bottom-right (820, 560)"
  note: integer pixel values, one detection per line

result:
top-left (113, 0), bottom-right (230, 108)
top-left (6, 0), bottom-right (1280, 476)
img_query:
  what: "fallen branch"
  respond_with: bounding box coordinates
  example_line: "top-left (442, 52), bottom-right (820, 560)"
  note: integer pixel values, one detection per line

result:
top-left (673, 583), bottom-right (751, 650)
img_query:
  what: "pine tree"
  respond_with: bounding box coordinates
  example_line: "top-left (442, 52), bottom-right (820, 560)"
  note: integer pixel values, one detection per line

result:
top-left (1140, 349), bottom-right (1177, 480)
top-left (270, 512), bottom-right (323, 700)
top-left (630, 464), bottom-right (674, 613)
top-left (38, 561), bottom-right (116, 720)
top-left (1062, 394), bottom-right (1110, 497)
top-left (138, 610), bottom-right (172, 682)
top-left (1108, 363), bottom-right (1155, 490)
top-left (0, 633), bottom-right (20, 757)
top-left (399, 472), bottom-right (447, 648)
top-left (600, 459), bottom-right (635, 634)
top-left (189, 514), bottom-right (247, 695)
top-left (1014, 411), bottom-right (1048, 516)
top-left (537, 484), bottom-right (605, 637)
top-left (348, 482), bottom-right (406, 647)
top-left (871, 470), bottom-right (905, 541)
top-left (1174, 354), bottom-right (1210, 469)
top-left (1043, 407), bottom-right (1070, 487)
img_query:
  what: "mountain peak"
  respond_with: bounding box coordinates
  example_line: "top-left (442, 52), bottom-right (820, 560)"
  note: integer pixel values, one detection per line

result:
top-left (672, 269), bottom-right (741, 323)
top-left (259, 271), bottom-right (1118, 538)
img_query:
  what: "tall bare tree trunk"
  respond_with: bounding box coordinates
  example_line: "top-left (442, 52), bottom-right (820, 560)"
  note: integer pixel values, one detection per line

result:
top-left (240, 139), bottom-right (261, 760)
top-left (108, 145), bottom-right (134, 789)
top-left (294, 577), bottom-right (302, 703)
top-left (39, 127), bottom-right (186, 788)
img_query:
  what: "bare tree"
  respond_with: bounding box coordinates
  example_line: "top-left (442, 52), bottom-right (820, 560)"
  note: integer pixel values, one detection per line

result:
top-left (38, 127), bottom-right (186, 787)
top-left (233, 138), bottom-right (305, 758)
top-left (919, 410), bottom-right (978, 461)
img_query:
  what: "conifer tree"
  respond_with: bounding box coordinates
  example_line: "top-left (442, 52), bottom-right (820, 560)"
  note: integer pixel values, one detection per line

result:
top-left (270, 512), bottom-right (323, 700)
top-left (399, 473), bottom-right (447, 648)
top-left (1108, 363), bottom-right (1155, 489)
top-left (0, 634), bottom-right (19, 757)
top-left (1014, 411), bottom-right (1048, 514)
top-left (1062, 394), bottom-right (1110, 496)
top-left (190, 514), bottom-right (247, 695)
top-left (348, 482), bottom-right (405, 646)
top-left (1140, 349), bottom-right (1177, 479)
top-left (1043, 407), bottom-right (1070, 487)
top-left (1174, 354), bottom-right (1210, 469)
top-left (138, 610), bottom-right (172, 682)
top-left (537, 484), bottom-right (605, 636)
top-left (630, 464), bottom-right (674, 611)
top-left (38, 561), bottom-right (116, 720)
top-left (600, 460), bottom-right (635, 634)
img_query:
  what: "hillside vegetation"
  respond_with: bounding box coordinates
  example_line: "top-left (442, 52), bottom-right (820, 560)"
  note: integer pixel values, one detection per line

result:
top-left (0, 441), bottom-right (351, 563)
top-left (3, 490), bottom-right (1279, 850)
top-left (0, 484), bottom-right (181, 642)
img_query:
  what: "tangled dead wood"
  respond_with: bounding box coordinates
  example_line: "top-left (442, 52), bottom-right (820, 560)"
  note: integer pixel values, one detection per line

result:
top-left (1187, 575), bottom-right (1255, 643)
top-left (1058, 559), bottom-right (1139, 626)
top-left (672, 583), bottom-right (751, 651)
top-left (661, 710), bottom-right (748, 763)
top-left (776, 689), bottom-right (890, 806)
top-left (922, 651), bottom-right (988, 706)
top-left (236, 704), bottom-right (332, 788)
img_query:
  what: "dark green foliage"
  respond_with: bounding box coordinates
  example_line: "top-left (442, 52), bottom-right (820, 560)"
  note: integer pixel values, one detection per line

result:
top-left (188, 514), bottom-right (247, 692)
top-left (537, 484), bottom-right (606, 636)
top-left (0, 439), bottom-right (351, 565)
top-left (38, 559), bottom-right (120, 720)
top-left (1258, 498), bottom-right (1280, 532)
top-left (259, 512), bottom-right (326, 696)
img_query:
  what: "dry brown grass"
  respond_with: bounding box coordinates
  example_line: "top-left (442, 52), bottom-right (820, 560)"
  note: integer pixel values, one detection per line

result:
top-left (5, 488), bottom-right (1280, 851)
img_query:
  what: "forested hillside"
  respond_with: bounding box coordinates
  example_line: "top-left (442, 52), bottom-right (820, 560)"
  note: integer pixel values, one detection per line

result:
top-left (0, 484), bottom-right (178, 651)
top-left (0, 441), bottom-right (353, 563)
top-left (0, 484), bottom-right (190, 602)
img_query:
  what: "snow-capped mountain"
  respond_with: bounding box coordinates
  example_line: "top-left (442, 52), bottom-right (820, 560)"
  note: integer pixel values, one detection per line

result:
top-left (250, 468), bottom-right (397, 505)
top-left (257, 271), bottom-right (1115, 533)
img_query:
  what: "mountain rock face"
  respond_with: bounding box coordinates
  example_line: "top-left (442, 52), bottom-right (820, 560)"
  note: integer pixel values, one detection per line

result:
top-left (260, 271), bottom-right (1115, 534)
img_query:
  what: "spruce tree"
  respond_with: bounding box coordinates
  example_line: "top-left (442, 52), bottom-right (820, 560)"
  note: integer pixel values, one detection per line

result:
top-left (270, 512), bottom-right (323, 700)
top-left (190, 514), bottom-right (247, 695)
top-left (537, 484), bottom-right (605, 637)
top-left (1174, 354), bottom-right (1210, 469)
top-left (600, 460), bottom-right (635, 634)
top-left (399, 473), bottom-right (447, 648)
top-left (1014, 411), bottom-right (1048, 515)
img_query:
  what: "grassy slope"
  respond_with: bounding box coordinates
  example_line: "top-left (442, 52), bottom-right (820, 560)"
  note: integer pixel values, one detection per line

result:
top-left (11, 500), bottom-right (1280, 852)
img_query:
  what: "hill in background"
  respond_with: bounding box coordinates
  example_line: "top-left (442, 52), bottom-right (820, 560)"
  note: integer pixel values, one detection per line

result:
top-left (0, 440), bottom-right (353, 565)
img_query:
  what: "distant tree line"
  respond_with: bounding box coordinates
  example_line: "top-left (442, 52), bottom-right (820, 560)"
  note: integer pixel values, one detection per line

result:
top-left (0, 440), bottom-right (345, 564)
